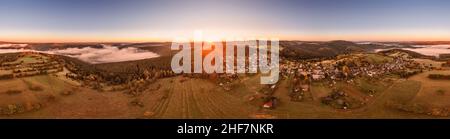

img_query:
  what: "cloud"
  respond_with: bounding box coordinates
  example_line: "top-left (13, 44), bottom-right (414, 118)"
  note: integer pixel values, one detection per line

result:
top-left (0, 48), bottom-right (34, 54)
top-left (49, 45), bottom-right (160, 64)
top-left (405, 45), bottom-right (450, 57)
top-left (0, 44), bottom-right (28, 48)
top-left (0, 44), bottom-right (160, 64)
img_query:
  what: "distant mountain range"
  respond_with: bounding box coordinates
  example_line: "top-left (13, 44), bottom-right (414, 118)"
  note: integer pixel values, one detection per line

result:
top-left (1, 40), bottom-right (448, 60)
top-left (279, 40), bottom-right (405, 59)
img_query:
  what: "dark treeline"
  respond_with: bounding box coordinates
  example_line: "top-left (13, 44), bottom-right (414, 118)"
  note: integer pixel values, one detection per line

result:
top-left (59, 55), bottom-right (176, 85)
top-left (428, 74), bottom-right (450, 80)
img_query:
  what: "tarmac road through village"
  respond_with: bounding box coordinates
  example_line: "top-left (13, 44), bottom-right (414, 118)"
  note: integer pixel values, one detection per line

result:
top-left (177, 123), bottom-right (274, 136)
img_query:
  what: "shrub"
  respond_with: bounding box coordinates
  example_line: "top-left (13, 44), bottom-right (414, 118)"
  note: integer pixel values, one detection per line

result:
top-left (5, 90), bottom-right (22, 95)
top-left (130, 99), bottom-right (144, 107)
top-left (428, 74), bottom-right (450, 80)
top-left (60, 90), bottom-right (73, 96)
top-left (29, 85), bottom-right (44, 91)
top-left (436, 89), bottom-right (446, 95)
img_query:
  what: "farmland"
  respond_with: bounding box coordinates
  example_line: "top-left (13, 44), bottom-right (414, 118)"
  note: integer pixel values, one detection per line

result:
top-left (4, 70), bottom-right (445, 119)
top-left (4, 76), bottom-right (260, 118)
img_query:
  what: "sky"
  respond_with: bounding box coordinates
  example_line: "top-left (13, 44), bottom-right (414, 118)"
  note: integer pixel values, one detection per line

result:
top-left (1, 0), bottom-right (450, 42)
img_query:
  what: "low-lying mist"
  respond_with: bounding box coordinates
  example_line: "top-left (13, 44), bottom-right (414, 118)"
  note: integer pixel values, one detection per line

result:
top-left (0, 44), bottom-right (160, 64)
top-left (49, 45), bottom-right (160, 64)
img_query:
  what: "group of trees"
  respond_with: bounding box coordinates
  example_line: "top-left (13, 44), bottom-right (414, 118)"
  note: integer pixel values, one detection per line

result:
top-left (428, 74), bottom-right (450, 80)
top-left (442, 61), bottom-right (450, 67)
top-left (64, 58), bottom-right (177, 86)
top-left (393, 70), bottom-right (422, 78)
top-left (0, 53), bottom-right (21, 64)
top-left (100, 69), bottom-right (176, 85)
top-left (0, 54), bottom-right (64, 80)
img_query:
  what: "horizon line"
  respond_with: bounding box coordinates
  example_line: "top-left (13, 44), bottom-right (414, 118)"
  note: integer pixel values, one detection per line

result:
top-left (2, 40), bottom-right (450, 44)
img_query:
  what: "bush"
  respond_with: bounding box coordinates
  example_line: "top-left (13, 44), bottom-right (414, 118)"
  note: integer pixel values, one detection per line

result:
top-left (130, 99), bottom-right (144, 107)
top-left (386, 101), bottom-right (428, 115)
top-left (60, 90), bottom-right (73, 96)
top-left (46, 94), bottom-right (56, 102)
top-left (5, 90), bottom-right (22, 95)
top-left (29, 85), bottom-right (44, 91)
top-left (0, 74), bottom-right (14, 80)
top-left (436, 89), bottom-right (446, 95)
top-left (428, 74), bottom-right (450, 80)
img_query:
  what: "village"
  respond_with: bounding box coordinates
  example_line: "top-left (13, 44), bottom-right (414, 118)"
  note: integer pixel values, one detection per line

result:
top-left (153, 51), bottom-right (432, 111)
top-left (251, 52), bottom-right (432, 110)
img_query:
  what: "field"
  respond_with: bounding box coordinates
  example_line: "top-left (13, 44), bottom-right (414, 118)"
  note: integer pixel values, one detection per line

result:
top-left (2, 65), bottom-right (448, 119)
top-left (413, 58), bottom-right (445, 68)
top-left (0, 74), bottom-right (78, 116)
top-left (141, 77), bottom-right (260, 118)
top-left (364, 53), bottom-right (394, 64)
top-left (1, 75), bottom-right (262, 118)
top-left (409, 70), bottom-right (450, 107)
top-left (269, 79), bottom-right (435, 119)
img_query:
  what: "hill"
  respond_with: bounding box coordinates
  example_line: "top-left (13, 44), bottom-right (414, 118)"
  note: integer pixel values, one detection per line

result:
top-left (280, 40), bottom-right (373, 59)
top-left (377, 49), bottom-right (436, 59)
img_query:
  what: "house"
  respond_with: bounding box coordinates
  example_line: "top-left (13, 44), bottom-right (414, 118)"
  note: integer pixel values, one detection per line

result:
top-left (263, 101), bottom-right (273, 109)
top-left (263, 97), bottom-right (278, 109)
top-left (444, 60), bottom-right (450, 67)
top-left (300, 84), bottom-right (309, 92)
top-left (312, 74), bottom-right (323, 80)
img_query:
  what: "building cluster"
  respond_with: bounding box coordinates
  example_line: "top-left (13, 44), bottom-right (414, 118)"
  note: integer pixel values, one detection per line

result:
top-left (280, 55), bottom-right (421, 83)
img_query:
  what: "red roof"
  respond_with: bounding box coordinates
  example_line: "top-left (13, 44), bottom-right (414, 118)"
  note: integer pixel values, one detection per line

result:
top-left (263, 101), bottom-right (273, 108)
